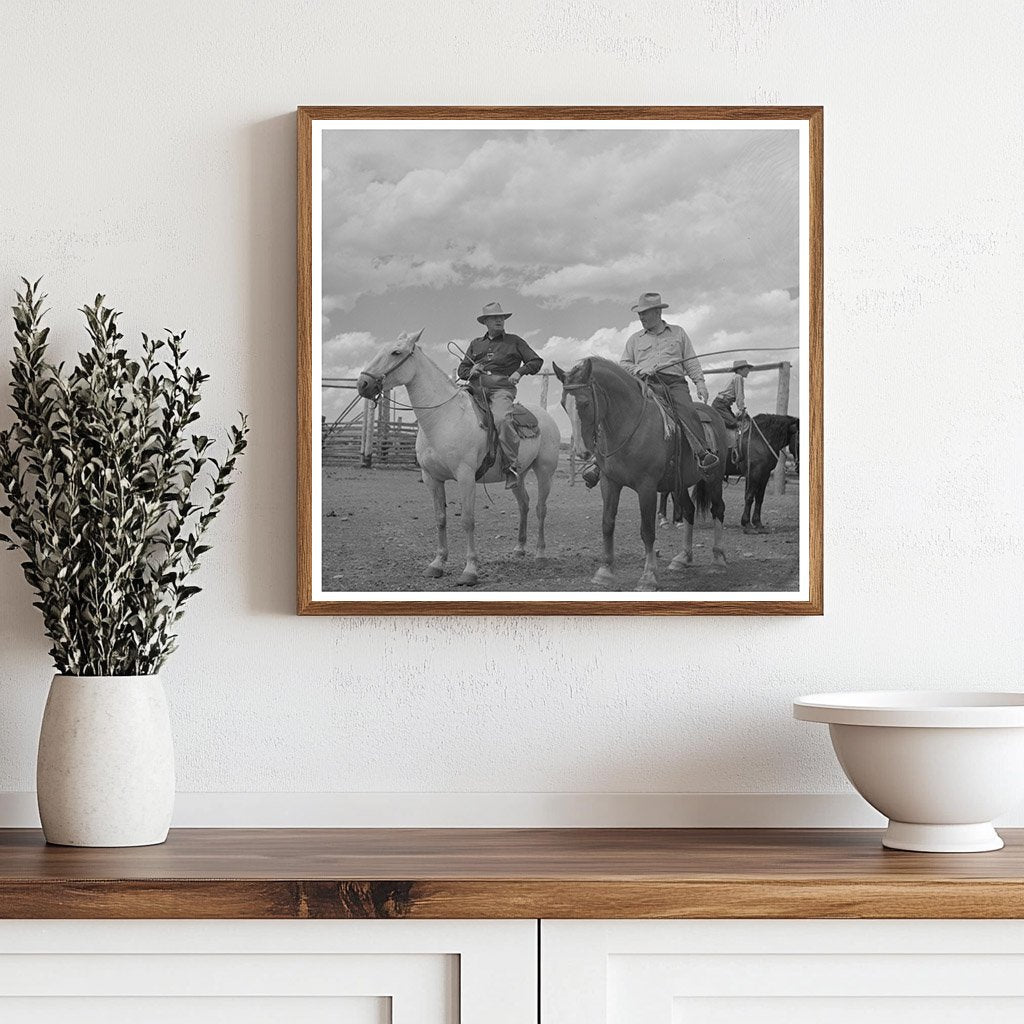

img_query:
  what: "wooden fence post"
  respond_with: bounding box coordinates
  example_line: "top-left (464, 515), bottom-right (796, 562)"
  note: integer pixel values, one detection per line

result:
top-left (376, 389), bottom-right (391, 463)
top-left (360, 397), bottom-right (375, 468)
top-left (773, 361), bottom-right (791, 494)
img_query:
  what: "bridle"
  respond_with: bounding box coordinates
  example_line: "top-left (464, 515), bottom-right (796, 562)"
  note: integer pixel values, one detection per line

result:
top-left (361, 346), bottom-right (463, 412)
top-left (561, 378), bottom-right (649, 459)
top-left (360, 347), bottom-right (417, 402)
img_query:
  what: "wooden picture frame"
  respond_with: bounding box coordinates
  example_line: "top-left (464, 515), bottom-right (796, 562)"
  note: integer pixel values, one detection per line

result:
top-left (298, 106), bottom-right (822, 615)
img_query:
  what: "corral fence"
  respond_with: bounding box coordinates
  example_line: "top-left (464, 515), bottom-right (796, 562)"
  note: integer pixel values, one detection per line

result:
top-left (321, 374), bottom-right (560, 469)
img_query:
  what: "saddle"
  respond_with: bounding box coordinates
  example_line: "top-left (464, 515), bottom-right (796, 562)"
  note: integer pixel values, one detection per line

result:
top-left (642, 380), bottom-right (719, 494)
top-left (464, 381), bottom-right (540, 481)
top-left (644, 381), bottom-right (718, 449)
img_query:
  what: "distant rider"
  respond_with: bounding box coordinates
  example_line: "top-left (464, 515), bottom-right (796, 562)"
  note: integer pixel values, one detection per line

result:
top-left (712, 359), bottom-right (753, 464)
top-left (712, 358), bottom-right (753, 429)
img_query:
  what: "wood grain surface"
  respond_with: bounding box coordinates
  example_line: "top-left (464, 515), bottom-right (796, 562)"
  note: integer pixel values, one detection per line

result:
top-left (296, 105), bottom-right (823, 616)
top-left (2, 828), bottom-right (1021, 920)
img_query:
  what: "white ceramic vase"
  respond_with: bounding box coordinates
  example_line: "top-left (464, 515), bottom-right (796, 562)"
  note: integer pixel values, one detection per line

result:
top-left (36, 674), bottom-right (175, 847)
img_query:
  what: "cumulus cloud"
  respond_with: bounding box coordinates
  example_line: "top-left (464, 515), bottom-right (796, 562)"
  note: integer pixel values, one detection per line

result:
top-left (536, 326), bottom-right (636, 370)
top-left (321, 128), bottom-right (799, 316)
top-left (322, 331), bottom-right (378, 378)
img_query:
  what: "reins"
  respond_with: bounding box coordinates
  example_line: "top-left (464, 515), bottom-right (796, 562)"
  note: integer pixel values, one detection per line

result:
top-left (561, 378), bottom-right (649, 459)
top-left (741, 415), bottom-right (783, 479)
top-left (364, 346), bottom-right (466, 412)
top-left (388, 391), bottom-right (464, 413)
top-left (748, 415), bottom-right (782, 462)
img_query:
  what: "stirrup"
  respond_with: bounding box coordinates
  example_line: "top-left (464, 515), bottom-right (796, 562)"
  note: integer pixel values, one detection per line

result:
top-left (581, 460), bottom-right (601, 488)
top-left (699, 450), bottom-right (720, 471)
top-left (504, 467), bottom-right (520, 489)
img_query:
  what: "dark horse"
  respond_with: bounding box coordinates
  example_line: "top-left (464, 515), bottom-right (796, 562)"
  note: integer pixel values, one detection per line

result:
top-left (554, 357), bottom-right (729, 591)
top-left (733, 413), bottom-right (800, 533)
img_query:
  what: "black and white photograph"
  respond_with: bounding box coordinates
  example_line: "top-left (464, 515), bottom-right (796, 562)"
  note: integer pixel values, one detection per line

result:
top-left (300, 108), bottom-right (821, 612)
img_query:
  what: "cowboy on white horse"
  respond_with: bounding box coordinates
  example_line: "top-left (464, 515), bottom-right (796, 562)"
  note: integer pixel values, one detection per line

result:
top-left (457, 302), bottom-right (543, 489)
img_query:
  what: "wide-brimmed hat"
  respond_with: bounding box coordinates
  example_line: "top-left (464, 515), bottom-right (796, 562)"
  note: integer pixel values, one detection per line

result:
top-left (733, 359), bottom-right (754, 372)
top-left (476, 301), bottom-right (513, 324)
top-left (631, 291), bottom-right (669, 313)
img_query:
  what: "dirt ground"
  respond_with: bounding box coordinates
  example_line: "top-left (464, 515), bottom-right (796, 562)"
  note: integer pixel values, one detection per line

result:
top-left (321, 462), bottom-right (800, 594)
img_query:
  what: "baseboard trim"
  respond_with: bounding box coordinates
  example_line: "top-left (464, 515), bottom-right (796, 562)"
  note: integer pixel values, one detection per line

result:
top-left (4, 791), bottom-right (1021, 829)
top-left (0, 792), bottom-right (890, 828)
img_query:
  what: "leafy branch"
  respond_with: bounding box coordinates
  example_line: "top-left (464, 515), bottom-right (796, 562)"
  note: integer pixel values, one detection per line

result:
top-left (0, 279), bottom-right (248, 675)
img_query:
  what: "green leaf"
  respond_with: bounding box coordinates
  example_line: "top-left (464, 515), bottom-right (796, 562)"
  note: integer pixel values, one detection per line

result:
top-left (0, 280), bottom-right (248, 674)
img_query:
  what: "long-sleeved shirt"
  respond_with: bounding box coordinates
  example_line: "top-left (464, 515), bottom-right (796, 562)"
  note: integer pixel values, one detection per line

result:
top-left (457, 332), bottom-right (543, 382)
top-left (715, 373), bottom-right (746, 413)
top-left (619, 321), bottom-right (705, 387)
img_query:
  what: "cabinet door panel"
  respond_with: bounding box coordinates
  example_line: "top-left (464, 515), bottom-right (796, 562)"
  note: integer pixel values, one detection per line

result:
top-left (0, 919), bottom-right (536, 1024)
top-left (673, 997), bottom-right (1024, 1024)
top-left (543, 920), bottom-right (1024, 1024)
top-left (0, 996), bottom-right (389, 1024)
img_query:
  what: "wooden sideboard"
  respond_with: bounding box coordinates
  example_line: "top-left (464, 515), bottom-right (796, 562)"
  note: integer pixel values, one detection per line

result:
top-left (2, 828), bottom-right (1024, 1021)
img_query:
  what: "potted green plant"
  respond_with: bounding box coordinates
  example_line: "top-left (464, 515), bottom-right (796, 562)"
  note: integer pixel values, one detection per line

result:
top-left (0, 280), bottom-right (248, 847)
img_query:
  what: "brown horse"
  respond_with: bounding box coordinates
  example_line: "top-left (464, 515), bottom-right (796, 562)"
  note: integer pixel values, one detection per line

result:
top-left (554, 357), bottom-right (729, 591)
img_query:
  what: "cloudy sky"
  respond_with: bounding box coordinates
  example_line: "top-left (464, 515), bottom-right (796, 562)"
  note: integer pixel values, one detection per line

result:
top-left (320, 126), bottom-right (801, 430)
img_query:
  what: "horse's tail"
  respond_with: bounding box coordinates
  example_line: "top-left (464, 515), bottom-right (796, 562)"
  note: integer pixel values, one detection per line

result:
top-left (691, 479), bottom-right (711, 519)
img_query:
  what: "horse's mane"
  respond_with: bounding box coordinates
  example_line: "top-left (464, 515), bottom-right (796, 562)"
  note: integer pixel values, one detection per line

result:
top-left (752, 413), bottom-right (799, 449)
top-left (580, 356), bottom-right (643, 391)
top-left (753, 413), bottom-right (799, 430)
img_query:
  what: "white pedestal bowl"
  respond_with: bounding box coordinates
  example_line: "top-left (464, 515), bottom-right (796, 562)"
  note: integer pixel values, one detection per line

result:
top-left (793, 691), bottom-right (1024, 852)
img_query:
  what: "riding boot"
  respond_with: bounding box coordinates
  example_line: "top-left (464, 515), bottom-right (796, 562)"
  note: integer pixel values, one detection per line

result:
top-left (666, 377), bottom-right (719, 480)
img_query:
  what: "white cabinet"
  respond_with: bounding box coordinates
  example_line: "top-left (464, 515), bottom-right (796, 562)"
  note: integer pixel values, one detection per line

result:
top-left (0, 919), bottom-right (536, 1024)
top-left (8, 916), bottom-right (1024, 1021)
top-left (542, 920), bottom-right (1024, 1023)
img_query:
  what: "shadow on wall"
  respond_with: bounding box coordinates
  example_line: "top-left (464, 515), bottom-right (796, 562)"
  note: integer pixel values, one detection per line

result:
top-left (244, 113), bottom-right (298, 617)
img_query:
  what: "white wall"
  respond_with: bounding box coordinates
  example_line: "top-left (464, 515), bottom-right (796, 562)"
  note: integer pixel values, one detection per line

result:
top-left (0, 0), bottom-right (1021, 826)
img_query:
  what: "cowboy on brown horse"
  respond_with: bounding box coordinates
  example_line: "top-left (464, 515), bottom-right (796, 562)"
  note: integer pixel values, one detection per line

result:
top-left (582, 291), bottom-right (719, 487)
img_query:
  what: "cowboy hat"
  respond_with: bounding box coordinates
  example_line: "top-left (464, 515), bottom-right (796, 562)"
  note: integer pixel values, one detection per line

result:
top-left (631, 291), bottom-right (669, 313)
top-left (732, 359), bottom-right (754, 372)
top-left (476, 301), bottom-right (513, 324)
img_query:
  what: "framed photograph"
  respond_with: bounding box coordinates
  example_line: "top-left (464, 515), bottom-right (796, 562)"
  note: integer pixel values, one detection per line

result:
top-left (298, 106), bottom-right (822, 615)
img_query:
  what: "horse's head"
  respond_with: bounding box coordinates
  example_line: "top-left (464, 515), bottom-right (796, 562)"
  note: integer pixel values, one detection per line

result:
top-left (356, 329), bottom-right (424, 400)
top-left (787, 418), bottom-right (800, 469)
top-left (554, 359), bottom-right (598, 457)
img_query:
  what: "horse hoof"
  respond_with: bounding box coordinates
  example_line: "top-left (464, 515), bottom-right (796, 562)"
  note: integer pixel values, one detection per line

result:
top-left (512, 548), bottom-right (526, 558)
top-left (742, 525), bottom-right (753, 535)
top-left (713, 547), bottom-right (728, 566)
top-left (658, 517), bottom-right (669, 528)
top-left (668, 555), bottom-right (692, 571)
top-left (422, 565), bottom-right (445, 578)
top-left (634, 579), bottom-right (660, 593)
top-left (756, 524), bottom-right (770, 534)
top-left (592, 569), bottom-right (616, 589)
top-left (455, 572), bottom-right (479, 587)
top-left (534, 550), bottom-right (548, 561)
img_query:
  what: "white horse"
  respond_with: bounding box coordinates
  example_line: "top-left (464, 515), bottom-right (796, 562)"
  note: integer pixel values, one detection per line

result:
top-left (356, 330), bottom-right (561, 587)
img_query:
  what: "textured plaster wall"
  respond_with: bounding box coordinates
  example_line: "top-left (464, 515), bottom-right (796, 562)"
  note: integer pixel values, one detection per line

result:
top-left (0, 1), bottom-right (1021, 811)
